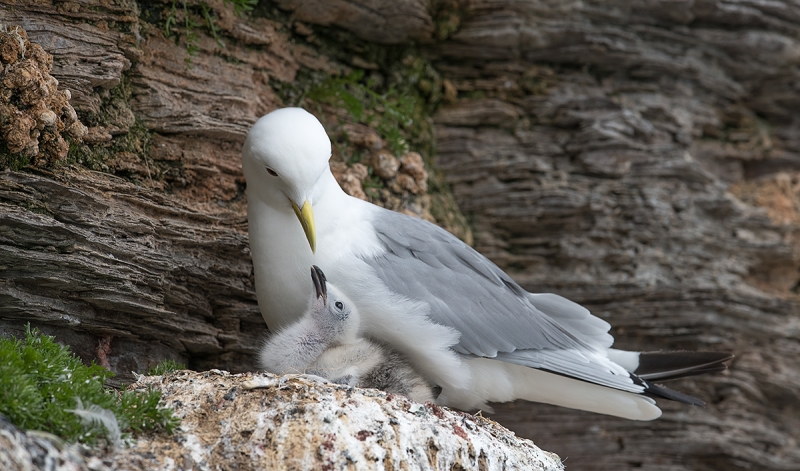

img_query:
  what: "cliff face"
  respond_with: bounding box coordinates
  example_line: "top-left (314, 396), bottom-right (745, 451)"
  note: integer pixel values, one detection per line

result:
top-left (1, 1), bottom-right (799, 470)
top-left (434, 2), bottom-right (800, 469)
top-left (429, 2), bottom-right (800, 469)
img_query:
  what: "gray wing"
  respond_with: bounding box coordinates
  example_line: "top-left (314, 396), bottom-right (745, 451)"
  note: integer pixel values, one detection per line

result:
top-left (362, 209), bottom-right (642, 393)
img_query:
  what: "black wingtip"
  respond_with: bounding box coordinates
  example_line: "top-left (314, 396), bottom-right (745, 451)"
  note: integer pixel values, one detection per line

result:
top-left (625, 351), bottom-right (733, 406)
top-left (644, 382), bottom-right (707, 407)
top-left (635, 351), bottom-right (734, 381)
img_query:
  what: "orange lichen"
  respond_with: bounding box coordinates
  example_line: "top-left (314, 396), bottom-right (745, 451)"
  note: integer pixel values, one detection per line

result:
top-left (730, 172), bottom-right (800, 226)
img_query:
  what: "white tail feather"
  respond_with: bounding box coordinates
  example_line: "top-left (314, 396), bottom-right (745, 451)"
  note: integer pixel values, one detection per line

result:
top-left (444, 358), bottom-right (662, 421)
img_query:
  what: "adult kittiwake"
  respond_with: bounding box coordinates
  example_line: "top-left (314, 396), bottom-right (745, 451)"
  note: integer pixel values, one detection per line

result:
top-left (242, 107), bottom-right (732, 420)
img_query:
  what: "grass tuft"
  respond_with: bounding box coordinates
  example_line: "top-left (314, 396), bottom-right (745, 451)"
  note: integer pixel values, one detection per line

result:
top-left (164, 0), bottom-right (258, 66)
top-left (147, 359), bottom-right (186, 376)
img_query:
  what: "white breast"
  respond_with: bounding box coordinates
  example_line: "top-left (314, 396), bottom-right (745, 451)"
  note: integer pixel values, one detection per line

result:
top-left (247, 196), bottom-right (315, 330)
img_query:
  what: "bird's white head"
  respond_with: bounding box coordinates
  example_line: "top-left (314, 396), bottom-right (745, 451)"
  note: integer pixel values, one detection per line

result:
top-left (242, 108), bottom-right (332, 252)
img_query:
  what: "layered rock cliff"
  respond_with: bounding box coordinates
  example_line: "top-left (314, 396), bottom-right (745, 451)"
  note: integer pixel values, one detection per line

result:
top-left (1, 1), bottom-right (799, 469)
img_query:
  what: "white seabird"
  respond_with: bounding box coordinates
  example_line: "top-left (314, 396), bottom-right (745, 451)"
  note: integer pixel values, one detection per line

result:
top-left (258, 265), bottom-right (440, 403)
top-left (242, 107), bottom-right (732, 420)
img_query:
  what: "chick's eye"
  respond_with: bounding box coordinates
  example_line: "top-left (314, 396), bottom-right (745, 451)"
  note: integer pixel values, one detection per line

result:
top-left (265, 167), bottom-right (278, 177)
top-left (335, 301), bottom-right (344, 310)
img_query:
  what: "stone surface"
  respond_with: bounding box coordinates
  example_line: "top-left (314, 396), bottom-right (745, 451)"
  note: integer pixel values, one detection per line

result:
top-left (0, 417), bottom-right (97, 471)
top-left (0, 169), bottom-right (263, 376)
top-left (275, 0), bottom-right (434, 44)
top-left (1, 6), bottom-right (133, 116)
top-left (103, 371), bottom-right (562, 471)
top-left (371, 149), bottom-right (400, 179)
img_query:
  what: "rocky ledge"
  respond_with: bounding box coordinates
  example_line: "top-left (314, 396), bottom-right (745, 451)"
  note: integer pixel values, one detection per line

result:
top-left (2, 370), bottom-right (563, 471)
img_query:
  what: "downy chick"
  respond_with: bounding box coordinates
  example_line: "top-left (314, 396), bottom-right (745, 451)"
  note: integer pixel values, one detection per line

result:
top-left (258, 265), bottom-right (440, 403)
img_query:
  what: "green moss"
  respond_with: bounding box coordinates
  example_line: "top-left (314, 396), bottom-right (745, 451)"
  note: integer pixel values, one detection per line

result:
top-left (68, 75), bottom-right (153, 178)
top-left (271, 49), bottom-right (442, 158)
top-left (0, 142), bottom-right (32, 171)
top-left (67, 118), bottom-right (151, 174)
top-left (80, 76), bottom-right (136, 129)
top-left (0, 325), bottom-right (177, 445)
top-left (306, 70), bottom-right (417, 155)
top-left (362, 169), bottom-right (385, 199)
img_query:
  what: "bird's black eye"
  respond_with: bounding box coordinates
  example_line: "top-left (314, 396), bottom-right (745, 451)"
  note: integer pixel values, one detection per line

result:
top-left (266, 167), bottom-right (278, 177)
top-left (335, 301), bottom-right (344, 310)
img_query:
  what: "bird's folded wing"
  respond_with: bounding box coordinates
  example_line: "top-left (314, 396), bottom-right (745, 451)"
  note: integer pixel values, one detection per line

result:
top-left (362, 211), bottom-right (613, 356)
top-left (525, 293), bottom-right (614, 348)
top-left (493, 349), bottom-right (643, 393)
top-left (361, 211), bottom-right (644, 391)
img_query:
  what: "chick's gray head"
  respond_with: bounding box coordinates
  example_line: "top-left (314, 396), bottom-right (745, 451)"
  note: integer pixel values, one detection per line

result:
top-left (309, 265), bottom-right (359, 343)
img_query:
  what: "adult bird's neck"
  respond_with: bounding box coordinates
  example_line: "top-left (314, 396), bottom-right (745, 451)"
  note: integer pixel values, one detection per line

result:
top-left (312, 168), bottom-right (348, 209)
top-left (246, 167), bottom-right (357, 331)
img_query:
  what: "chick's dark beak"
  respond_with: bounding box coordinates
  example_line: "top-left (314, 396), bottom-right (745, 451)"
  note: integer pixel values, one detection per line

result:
top-left (310, 265), bottom-right (328, 306)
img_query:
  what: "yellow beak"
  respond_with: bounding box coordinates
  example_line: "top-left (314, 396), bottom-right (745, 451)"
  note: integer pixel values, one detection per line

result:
top-left (291, 200), bottom-right (316, 253)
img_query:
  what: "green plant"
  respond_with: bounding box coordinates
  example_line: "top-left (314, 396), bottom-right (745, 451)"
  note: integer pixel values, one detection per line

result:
top-left (306, 70), bottom-right (417, 155)
top-left (226, 0), bottom-right (258, 16)
top-left (0, 325), bottom-right (178, 446)
top-left (201, 2), bottom-right (223, 48)
top-left (147, 359), bottom-right (186, 376)
top-left (164, 0), bottom-right (258, 66)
